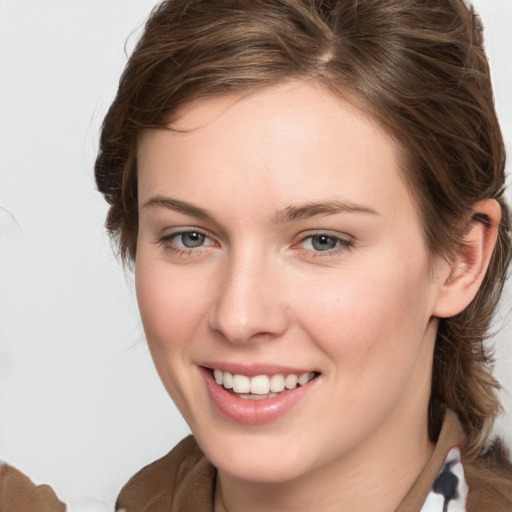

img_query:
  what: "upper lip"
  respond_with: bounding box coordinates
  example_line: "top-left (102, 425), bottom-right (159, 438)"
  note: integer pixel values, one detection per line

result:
top-left (200, 362), bottom-right (318, 377)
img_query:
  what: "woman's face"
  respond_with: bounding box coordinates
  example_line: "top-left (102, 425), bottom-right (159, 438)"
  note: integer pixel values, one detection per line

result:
top-left (135, 81), bottom-right (448, 483)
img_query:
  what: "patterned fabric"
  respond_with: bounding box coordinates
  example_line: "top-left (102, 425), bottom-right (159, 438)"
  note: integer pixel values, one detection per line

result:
top-left (421, 447), bottom-right (468, 512)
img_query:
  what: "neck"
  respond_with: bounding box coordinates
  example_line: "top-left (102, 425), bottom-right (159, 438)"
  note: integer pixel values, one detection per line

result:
top-left (215, 413), bottom-right (435, 512)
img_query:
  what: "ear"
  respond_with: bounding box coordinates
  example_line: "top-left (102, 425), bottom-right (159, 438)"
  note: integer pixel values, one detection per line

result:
top-left (432, 199), bottom-right (501, 318)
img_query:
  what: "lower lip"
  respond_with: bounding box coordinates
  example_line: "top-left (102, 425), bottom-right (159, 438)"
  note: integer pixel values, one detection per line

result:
top-left (200, 367), bottom-right (318, 425)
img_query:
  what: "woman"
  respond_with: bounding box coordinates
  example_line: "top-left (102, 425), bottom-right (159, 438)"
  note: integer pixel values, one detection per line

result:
top-left (95, 0), bottom-right (512, 510)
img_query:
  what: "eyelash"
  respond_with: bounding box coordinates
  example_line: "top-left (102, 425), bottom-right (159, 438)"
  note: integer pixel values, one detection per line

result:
top-left (158, 229), bottom-right (216, 257)
top-left (157, 230), bottom-right (354, 258)
top-left (293, 233), bottom-right (354, 257)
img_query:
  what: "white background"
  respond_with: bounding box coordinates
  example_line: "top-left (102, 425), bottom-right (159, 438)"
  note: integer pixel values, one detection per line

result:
top-left (0, 0), bottom-right (511, 509)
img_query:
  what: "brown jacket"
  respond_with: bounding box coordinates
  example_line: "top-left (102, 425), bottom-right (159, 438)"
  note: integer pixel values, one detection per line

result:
top-left (0, 463), bottom-right (65, 512)
top-left (116, 410), bottom-right (512, 512)
top-left (1, 411), bottom-right (510, 511)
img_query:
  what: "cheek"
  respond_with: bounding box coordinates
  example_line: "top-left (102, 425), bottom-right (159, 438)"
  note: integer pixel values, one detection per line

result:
top-left (134, 255), bottom-right (215, 421)
top-left (294, 257), bottom-right (434, 374)
top-left (135, 256), bottom-right (211, 354)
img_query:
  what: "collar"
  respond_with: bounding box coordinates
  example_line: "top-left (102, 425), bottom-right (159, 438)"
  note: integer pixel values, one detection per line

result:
top-left (396, 409), bottom-right (468, 512)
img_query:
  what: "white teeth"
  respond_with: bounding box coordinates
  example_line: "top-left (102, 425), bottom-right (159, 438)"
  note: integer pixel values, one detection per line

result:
top-left (213, 369), bottom-right (316, 395)
top-left (285, 374), bottom-right (298, 390)
top-left (298, 372), bottom-right (311, 386)
top-left (223, 371), bottom-right (234, 389)
top-left (270, 374), bottom-right (285, 393)
top-left (251, 375), bottom-right (270, 395)
top-left (232, 374), bottom-right (251, 394)
top-left (214, 369), bottom-right (223, 385)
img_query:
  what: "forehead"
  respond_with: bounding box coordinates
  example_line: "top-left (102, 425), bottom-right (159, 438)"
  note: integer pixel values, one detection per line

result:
top-left (137, 81), bottom-right (415, 223)
top-left (159, 81), bottom-right (392, 150)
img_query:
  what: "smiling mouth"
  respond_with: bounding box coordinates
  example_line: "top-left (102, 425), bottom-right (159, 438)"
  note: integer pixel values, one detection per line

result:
top-left (211, 369), bottom-right (320, 400)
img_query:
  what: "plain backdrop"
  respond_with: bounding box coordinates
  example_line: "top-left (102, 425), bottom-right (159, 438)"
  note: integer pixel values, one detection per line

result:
top-left (0, 0), bottom-right (511, 510)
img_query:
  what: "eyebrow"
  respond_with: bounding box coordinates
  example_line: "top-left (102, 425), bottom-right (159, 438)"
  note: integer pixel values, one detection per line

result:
top-left (273, 200), bottom-right (378, 223)
top-left (142, 196), bottom-right (378, 223)
top-left (142, 196), bottom-right (214, 221)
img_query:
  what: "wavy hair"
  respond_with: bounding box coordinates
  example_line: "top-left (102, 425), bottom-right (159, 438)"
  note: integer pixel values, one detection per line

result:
top-left (95, 0), bottom-right (511, 458)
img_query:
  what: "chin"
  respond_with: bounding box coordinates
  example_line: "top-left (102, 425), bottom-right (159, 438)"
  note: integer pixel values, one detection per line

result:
top-left (214, 453), bottom-right (308, 484)
top-left (194, 426), bottom-right (319, 484)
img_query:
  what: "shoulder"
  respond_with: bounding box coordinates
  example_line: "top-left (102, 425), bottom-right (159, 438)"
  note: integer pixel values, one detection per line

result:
top-left (116, 435), bottom-right (216, 512)
top-left (0, 462), bottom-right (66, 512)
top-left (464, 439), bottom-right (512, 512)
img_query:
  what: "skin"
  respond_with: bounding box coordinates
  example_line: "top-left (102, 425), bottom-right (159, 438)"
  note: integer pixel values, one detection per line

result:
top-left (134, 81), bottom-right (486, 512)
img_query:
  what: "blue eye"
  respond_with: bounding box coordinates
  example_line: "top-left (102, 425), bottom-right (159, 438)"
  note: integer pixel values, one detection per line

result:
top-left (298, 233), bottom-right (352, 254)
top-left (177, 231), bottom-right (206, 248)
top-left (159, 229), bottom-right (216, 254)
top-left (309, 234), bottom-right (339, 251)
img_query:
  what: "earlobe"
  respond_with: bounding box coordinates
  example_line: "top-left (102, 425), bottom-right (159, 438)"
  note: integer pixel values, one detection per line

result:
top-left (432, 199), bottom-right (501, 319)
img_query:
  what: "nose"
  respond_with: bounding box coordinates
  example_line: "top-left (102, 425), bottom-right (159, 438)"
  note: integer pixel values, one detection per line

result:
top-left (208, 250), bottom-right (289, 344)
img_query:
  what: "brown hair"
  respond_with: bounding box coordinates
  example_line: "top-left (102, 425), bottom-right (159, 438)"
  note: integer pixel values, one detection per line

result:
top-left (95, 0), bottom-right (510, 458)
